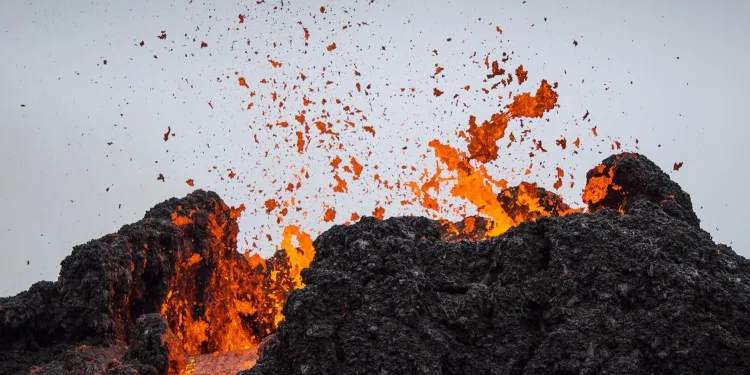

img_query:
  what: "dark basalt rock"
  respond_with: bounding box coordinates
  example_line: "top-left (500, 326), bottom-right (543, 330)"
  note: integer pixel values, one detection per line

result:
top-left (106, 314), bottom-right (189, 375)
top-left (245, 153), bottom-right (749, 375)
top-left (585, 152), bottom-right (700, 227)
top-left (0, 190), bottom-right (221, 352)
top-left (0, 190), bottom-right (245, 375)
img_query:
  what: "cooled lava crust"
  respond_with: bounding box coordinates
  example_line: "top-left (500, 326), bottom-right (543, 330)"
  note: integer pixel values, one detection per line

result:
top-left (247, 153), bottom-right (750, 375)
top-left (0, 191), bottom-right (292, 375)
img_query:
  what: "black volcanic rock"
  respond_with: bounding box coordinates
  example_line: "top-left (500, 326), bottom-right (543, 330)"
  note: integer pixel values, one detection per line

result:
top-left (107, 314), bottom-right (189, 375)
top-left (585, 152), bottom-right (700, 227)
top-left (0, 190), bottom-right (288, 375)
top-left (0, 190), bottom-right (221, 352)
top-left (245, 153), bottom-right (750, 375)
top-left (0, 191), bottom-right (217, 375)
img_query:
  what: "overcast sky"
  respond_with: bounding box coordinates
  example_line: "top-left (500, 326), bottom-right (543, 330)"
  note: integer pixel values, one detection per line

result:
top-left (2, 0), bottom-right (748, 296)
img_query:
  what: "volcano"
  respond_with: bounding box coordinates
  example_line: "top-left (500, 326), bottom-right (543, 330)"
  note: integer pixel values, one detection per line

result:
top-left (2, 153), bottom-right (749, 375)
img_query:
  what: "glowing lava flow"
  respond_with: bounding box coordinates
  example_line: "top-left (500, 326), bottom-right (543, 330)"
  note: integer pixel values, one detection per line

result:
top-left (163, 202), bottom-right (295, 359)
top-left (163, 203), bottom-right (254, 355)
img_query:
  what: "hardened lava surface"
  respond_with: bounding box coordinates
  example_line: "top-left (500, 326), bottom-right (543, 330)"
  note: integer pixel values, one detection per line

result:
top-left (0, 190), bottom-right (289, 375)
top-left (245, 153), bottom-right (750, 375)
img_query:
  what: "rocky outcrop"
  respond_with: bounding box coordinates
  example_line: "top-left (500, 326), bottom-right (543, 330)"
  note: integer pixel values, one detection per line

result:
top-left (246, 153), bottom-right (750, 375)
top-left (585, 153), bottom-right (700, 227)
top-left (0, 191), bottom-right (289, 375)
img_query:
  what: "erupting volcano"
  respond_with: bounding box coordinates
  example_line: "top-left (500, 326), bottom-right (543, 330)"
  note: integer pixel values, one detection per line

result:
top-left (2, 2), bottom-right (747, 375)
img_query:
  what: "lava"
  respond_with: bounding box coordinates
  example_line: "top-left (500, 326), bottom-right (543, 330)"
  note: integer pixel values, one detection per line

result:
top-left (279, 225), bottom-right (314, 290)
top-left (582, 164), bottom-right (619, 206)
top-left (406, 75), bottom-right (568, 238)
top-left (162, 201), bottom-right (297, 367)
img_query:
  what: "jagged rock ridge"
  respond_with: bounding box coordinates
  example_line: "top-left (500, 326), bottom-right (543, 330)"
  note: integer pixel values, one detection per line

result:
top-left (0, 191), bottom-right (286, 375)
top-left (245, 153), bottom-right (750, 375)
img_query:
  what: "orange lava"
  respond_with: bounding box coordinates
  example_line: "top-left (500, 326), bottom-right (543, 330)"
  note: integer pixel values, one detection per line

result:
top-left (279, 225), bottom-right (315, 289)
top-left (424, 139), bottom-right (580, 237)
top-left (163, 201), bottom-right (301, 360)
top-left (164, 204), bottom-right (257, 355)
top-left (184, 349), bottom-right (258, 375)
top-left (324, 207), bottom-right (336, 222)
top-left (464, 80), bottom-right (558, 163)
top-left (407, 73), bottom-right (570, 239)
top-left (582, 164), bottom-right (619, 205)
top-left (507, 80), bottom-right (558, 118)
top-left (427, 140), bottom-right (514, 235)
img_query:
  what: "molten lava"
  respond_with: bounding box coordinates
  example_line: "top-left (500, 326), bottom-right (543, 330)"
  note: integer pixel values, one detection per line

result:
top-left (163, 201), bottom-right (299, 367)
top-left (279, 225), bottom-right (315, 290)
top-left (497, 182), bottom-right (581, 223)
top-left (582, 164), bottom-right (620, 206)
top-left (439, 182), bottom-right (581, 241)
top-left (464, 80), bottom-right (558, 163)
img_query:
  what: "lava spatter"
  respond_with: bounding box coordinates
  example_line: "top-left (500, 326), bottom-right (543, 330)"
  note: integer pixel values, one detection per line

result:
top-left (130, 3), bottom-right (639, 371)
top-left (408, 75), bottom-right (568, 239)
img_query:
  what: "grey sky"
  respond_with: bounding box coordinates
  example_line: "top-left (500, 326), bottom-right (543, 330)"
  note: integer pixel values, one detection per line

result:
top-left (2, 0), bottom-right (748, 296)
